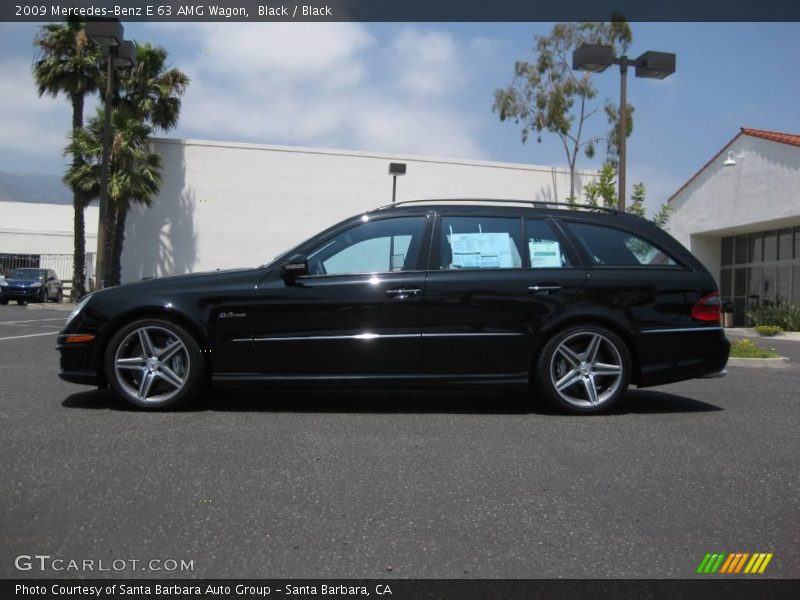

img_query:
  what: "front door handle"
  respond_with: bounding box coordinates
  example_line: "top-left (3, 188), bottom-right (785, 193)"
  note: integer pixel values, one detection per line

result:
top-left (528, 284), bottom-right (561, 295)
top-left (385, 288), bottom-right (421, 300)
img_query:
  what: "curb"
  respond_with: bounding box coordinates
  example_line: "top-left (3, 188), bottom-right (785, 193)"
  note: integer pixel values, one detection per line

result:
top-left (727, 357), bottom-right (790, 369)
top-left (725, 328), bottom-right (800, 342)
top-left (23, 303), bottom-right (76, 312)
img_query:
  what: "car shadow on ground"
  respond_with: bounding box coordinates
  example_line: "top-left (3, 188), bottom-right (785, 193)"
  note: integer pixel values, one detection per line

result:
top-left (61, 387), bottom-right (721, 415)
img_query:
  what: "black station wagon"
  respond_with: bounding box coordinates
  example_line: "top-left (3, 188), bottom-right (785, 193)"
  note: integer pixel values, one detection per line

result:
top-left (58, 200), bottom-right (729, 414)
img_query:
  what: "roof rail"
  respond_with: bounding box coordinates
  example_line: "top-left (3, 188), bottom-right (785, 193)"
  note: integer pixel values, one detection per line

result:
top-left (369, 198), bottom-right (618, 214)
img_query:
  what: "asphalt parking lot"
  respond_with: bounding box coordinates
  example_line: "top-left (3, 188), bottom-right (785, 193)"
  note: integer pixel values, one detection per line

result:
top-left (1, 306), bottom-right (798, 579)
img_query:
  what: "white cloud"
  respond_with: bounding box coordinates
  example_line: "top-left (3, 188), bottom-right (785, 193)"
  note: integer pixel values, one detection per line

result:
top-left (167, 24), bottom-right (485, 160)
top-left (388, 28), bottom-right (464, 97)
top-left (0, 57), bottom-right (72, 157)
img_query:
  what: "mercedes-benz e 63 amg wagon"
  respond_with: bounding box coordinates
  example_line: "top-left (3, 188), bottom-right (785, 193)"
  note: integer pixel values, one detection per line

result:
top-left (58, 200), bottom-right (729, 414)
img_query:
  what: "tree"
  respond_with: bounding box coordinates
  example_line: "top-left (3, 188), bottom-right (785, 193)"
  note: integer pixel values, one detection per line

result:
top-left (582, 163), bottom-right (672, 228)
top-left (65, 107), bottom-right (162, 286)
top-left (493, 20), bottom-right (633, 200)
top-left (33, 18), bottom-right (103, 300)
top-left (582, 161), bottom-right (617, 208)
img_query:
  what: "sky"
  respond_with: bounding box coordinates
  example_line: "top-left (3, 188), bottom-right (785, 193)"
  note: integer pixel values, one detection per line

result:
top-left (1, 21), bottom-right (800, 215)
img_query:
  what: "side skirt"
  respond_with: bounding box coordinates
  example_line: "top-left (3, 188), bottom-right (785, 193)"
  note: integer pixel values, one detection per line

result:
top-left (212, 373), bottom-right (530, 391)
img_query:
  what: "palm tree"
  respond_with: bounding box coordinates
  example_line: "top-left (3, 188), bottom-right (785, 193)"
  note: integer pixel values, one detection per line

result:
top-left (33, 18), bottom-right (103, 300)
top-left (66, 107), bottom-right (163, 286)
top-left (103, 43), bottom-right (188, 284)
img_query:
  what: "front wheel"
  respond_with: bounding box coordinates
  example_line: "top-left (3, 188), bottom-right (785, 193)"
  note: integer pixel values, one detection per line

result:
top-left (534, 325), bottom-right (631, 414)
top-left (0, 297), bottom-right (7, 305)
top-left (104, 318), bottom-right (206, 410)
top-left (17, 299), bottom-right (27, 306)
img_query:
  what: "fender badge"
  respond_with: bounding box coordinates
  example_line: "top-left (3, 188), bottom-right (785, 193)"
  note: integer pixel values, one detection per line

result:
top-left (219, 311), bottom-right (247, 319)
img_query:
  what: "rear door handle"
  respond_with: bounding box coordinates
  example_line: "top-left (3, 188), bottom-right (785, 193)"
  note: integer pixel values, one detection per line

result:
top-left (385, 288), bottom-right (422, 300)
top-left (528, 284), bottom-right (561, 295)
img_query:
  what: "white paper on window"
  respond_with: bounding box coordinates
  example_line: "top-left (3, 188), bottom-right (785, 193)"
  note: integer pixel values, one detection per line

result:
top-left (529, 240), bottom-right (563, 268)
top-left (449, 232), bottom-right (520, 269)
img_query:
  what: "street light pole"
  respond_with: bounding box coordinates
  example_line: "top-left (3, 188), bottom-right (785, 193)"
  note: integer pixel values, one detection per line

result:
top-left (572, 44), bottom-right (675, 213)
top-left (95, 46), bottom-right (115, 289)
top-left (84, 20), bottom-right (135, 289)
top-left (618, 58), bottom-right (628, 211)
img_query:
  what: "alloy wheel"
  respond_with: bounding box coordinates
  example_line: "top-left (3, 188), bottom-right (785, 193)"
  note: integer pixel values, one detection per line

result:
top-left (113, 325), bottom-right (191, 404)
top-left (549, 331), bottom-right (624, 408)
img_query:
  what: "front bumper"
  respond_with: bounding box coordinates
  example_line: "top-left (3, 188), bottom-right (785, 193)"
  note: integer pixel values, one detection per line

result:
top-left (57, 334), bottom-right (102, 386)
top-left (1, 287), bottom-right (42, 299)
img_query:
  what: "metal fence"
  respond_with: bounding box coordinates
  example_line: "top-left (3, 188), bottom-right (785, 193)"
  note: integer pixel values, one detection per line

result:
top-left (0, 253), bottom-right (95, 299)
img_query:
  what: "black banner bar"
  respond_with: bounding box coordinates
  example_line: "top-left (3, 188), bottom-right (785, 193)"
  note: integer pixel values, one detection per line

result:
top-left (4, 0), bottom-right (800, 22)
top-left (3, 579), bottom-right (800, 600)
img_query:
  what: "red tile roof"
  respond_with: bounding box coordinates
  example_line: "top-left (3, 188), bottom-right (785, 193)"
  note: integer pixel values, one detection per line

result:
top-left (740, 127), bottom-right (800, 147)
top-left (667, 127), bottom-right (800, 203)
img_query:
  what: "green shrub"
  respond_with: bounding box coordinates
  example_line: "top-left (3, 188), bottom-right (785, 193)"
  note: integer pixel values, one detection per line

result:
top-left (753, 325), bottom-right (783, 337)
top-left (746, 301), bottom-right (800, 332)
top-left (729, 339), bottom-right (781, 359)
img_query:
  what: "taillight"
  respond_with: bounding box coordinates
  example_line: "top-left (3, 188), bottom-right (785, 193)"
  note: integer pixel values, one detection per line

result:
top-left (691, 291), bottom-right (721, 322)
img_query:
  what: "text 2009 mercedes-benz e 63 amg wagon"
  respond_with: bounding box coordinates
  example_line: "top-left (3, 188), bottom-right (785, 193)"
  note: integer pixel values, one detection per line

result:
top-left (58, 200), bottom-right (729, 414)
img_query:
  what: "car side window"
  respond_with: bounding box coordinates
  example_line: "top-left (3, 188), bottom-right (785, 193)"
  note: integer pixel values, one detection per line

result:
top-left (526, 219), bottom-right (571, 268)
top-left (307, 216), bottom-right (426, 276)
top-left (568, 222), bottom-right (678, 267)
top-left (439, 216), bottom-right (523, 270)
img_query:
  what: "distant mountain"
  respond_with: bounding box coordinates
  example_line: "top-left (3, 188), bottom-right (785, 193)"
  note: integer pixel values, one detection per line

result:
top-left (0, 171), bottom-right (72, 205)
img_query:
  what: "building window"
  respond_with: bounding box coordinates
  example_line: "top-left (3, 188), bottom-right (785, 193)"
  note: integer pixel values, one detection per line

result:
top-left (734, 235), bottom-right (748, 264)
top-left (721, 237), bottom-right (733, 266)
top-left (778, 228), bottom-right (793, 261)
top-left (720, 226), bottom-right (800, 326)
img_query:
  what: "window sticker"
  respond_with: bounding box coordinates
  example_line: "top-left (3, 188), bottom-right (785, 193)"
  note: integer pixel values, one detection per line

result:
top-left (449, 232), bottom-right (519, 269)
top-left (529, 240), bottom-right (563, 268)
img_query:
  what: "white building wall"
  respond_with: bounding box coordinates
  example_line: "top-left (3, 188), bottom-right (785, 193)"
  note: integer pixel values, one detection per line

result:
top-left (0, 201), bottom-right (98, 255)
top-left (121, 139), bottom-right (596, 283)
top-left (667, 135), bottom-right (800, 283)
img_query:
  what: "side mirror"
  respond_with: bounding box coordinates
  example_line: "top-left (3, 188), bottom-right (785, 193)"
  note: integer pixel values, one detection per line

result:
top-left (280, 254), bottom-right (309, 284)
top-left (47, 276), bottom-right (56, 282)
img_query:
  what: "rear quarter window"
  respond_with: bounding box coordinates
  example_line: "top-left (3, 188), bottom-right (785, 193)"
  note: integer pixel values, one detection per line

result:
top-left (567, 222), bottom-right (678, 267)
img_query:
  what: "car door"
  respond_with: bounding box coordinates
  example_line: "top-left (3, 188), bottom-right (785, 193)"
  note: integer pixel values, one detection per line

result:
top-left (421, 214), bottom-right (588, 377)
top-left (248, 214), bottom-right (432, 378)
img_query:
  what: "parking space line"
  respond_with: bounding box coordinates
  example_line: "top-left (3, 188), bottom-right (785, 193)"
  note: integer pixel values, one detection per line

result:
top-left (0, 331), bottom-right (59, 341)
top-left (0, 317), bottom-right (67, 325)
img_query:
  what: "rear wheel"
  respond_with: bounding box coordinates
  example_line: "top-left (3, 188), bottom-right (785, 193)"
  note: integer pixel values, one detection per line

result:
top-left (534, 325), bottom-right (631, 414)
top-left (104, 318), bottom-right (205, 410)
top-left (0, 297), bottom-right (7, 305)
top-left (17, 299), bottom-right (27, 306)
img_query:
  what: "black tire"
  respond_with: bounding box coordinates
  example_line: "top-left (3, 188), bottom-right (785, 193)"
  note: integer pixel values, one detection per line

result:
top-left (0, 297), bottom-right (7, 305)
top-left (56, 288), bottom-right (64, 303)
top-left (17, 299), bottom-right (27, 306)
top-left (40, 288), bottom-right (48, 303)
top-left (104, 318), bottom-right (206, 410)
top-left (534, 324), bottom-right (632, 415)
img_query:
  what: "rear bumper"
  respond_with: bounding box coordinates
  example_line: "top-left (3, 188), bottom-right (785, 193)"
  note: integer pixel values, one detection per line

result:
top-left (698, 367), bottom-right (727, 379)
top-left (634, 326), bottom-right (730, 387)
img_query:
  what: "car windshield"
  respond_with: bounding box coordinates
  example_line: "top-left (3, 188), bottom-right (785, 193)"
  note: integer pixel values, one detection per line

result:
top-left (10, 269), bottom-right (46, 280)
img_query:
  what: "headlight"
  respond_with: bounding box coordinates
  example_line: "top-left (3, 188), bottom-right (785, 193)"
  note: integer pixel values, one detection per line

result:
top-left (31, 282), bottom-right (42, 288)
top-left (65, 293), bottom-right (93, 328)
top-left (0, 280), bottom-right (7, 287)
